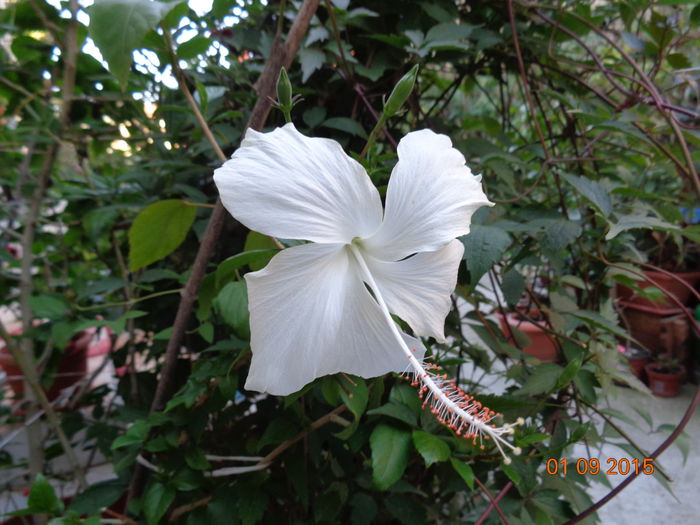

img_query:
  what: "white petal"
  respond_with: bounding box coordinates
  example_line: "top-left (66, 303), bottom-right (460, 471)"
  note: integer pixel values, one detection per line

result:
top-left (244, 243), bottom-right (425, 395)
top-left (363, 239), bottom-right (464, 341)
top-left (214, 123), bottom-right (382, 244)
top-left (364, 130), bottom-right (492, 260)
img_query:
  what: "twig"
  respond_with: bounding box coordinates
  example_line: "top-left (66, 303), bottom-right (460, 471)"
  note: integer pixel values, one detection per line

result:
top-left (474, 475), bottom-right (509, 525)
top-left (260, 404), bottom-right (347, 465)
top-left (169, 496), bottom-right (213, 523)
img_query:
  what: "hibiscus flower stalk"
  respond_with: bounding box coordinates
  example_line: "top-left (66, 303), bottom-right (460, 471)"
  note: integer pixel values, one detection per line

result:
top-left (359, 64), bottom-right (419, 162)
top-left (276, 67), bottom-right (294, 123)
top-left (349, 243), bottom-right (523, 463)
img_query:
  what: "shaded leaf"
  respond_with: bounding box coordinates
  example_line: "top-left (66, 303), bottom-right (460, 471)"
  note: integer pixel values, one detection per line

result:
top-left (298, 47), bottom-right (325, 81)
top-left (450, 458), bottom-right (474, 489)
top-left (605, 214), bottom-right (679, 240)
top-left (214, 281), bottom-right (250, 339)
top-left (143, 482), bottom-right (175, 525)
top-left (370, 424), bottom-right (410, 490)
top-left (461, 225), bottom-right (510, 284)
top-left (412, 431), bottom-right (450, 467)
top-left (562, 173), bottom-right (612, 217)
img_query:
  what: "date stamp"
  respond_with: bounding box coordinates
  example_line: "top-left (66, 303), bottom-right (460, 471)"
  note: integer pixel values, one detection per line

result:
top-left (545, 458), bottom-right (655, 476)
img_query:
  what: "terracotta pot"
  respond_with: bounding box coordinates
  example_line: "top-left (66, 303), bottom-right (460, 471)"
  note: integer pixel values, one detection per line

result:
top-left (0, 333), bottom-right (88, 401)
top-left (497, 313), bottom-right (559, 363)
top-left (619, 346), bottom-right (650, 381)
top-left (616, 270), bottom-right (700, 309)
top-left (645, 363), bottom-right (685, 397)
top-left (619, 301), bottom-right (690, 355)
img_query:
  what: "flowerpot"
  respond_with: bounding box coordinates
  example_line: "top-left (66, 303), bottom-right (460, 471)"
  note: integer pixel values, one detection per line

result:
top-left (645, 363), bottom-right (686, 397)
top-left (497, 313), bottom-right (559, 363)
top-left (616, 270), bottom-right (700, 309)
top-left (619, 301), bottom-right (690, 355)
top-left (619, 345), bottom-right (650, 381)
top-left (0, 333), bottom-right (88, 401)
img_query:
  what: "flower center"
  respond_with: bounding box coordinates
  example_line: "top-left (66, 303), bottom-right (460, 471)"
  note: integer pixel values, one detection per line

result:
top-left (350, 236), bottom-right (365, 249)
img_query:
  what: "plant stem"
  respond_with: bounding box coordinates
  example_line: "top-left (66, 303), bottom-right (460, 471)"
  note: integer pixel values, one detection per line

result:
top-left (358, 115), bottom-right (387, 162)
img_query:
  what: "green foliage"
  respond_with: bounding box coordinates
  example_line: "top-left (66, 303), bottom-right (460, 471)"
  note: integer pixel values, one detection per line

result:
top-left (128, 199), bottom-right (197, 271)
top-left (89, 0), bottom-right (182, 88)
top-left (370, 424), bottom-right (411, 490)
top-left (3, 0), bottom-right (699, 523)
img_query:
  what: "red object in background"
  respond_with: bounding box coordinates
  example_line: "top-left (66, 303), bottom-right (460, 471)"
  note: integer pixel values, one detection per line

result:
top-left (0, 330), bottom-right (89, 401)
top-left (616, 270), bottom-right (700, 310)
top-left (497, 312), bottom-right (560, 363)
top-left (645, 363), bottom-right (686, 397)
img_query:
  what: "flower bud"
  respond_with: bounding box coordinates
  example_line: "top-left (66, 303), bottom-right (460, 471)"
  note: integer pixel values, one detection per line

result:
top-left (276, 67), bottom-right (293, 111)
top-left (383, 64), bottom-right (419, 118)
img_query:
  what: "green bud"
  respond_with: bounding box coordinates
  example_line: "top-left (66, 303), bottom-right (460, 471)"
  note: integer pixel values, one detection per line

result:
top-left (383, 64), bottom-right (419, 118)
top-left (276, 67), bottom-right (293, 111)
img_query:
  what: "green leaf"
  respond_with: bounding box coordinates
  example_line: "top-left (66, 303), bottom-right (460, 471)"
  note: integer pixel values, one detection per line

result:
top-left (531, 218), bottom-right (582, 254)
top-left (658, 424), bottom-right (690, 464)
top-left (243, 231), bottom-right (279, 271)
top-left (143, 482), bottom-right (175, 525)
top-left (370, 424), bottom-right (410, 490)
top-left (215, 249), bottom-right (278, 288)
top-left (450, 458), bottom-right (474, 489)
top-left (350, 493), bottom-right (377, 525)
top-left (298, 47), bottom-right (325, 82)
top-left (502, 462), bottom-right (521, 484)
top-left (412, 431), bottom-right (450, 467)
top-left (238, 487), bottom-right (267, 525)
top-left (338, 375), bottom-right (368, 420)
top-left (461, 225), bottom-right (511, 284)
top-left (501, 269), bottom-right (525, 306)
top-left (111, 419), bottom-right (151, 449)
top-left (605, 214), bottom-right (679, 240)
top-left (321, 117), bottom-right (368, 138)
top-left (128, 199), bottom-right (197, 271)
top-left (69, 480), bottom-right (127, 514)
top-left (27, 474), bottom-right (63, 515)
top-left (692, 3), bottom-right (700, 25)
top-left (89, 0), bottom-right (182, 89)
top-left (667, 53), bottom-right (691, 69)
top-left (516, 363), bottom-right (564, 395)
top-left (198, 322), bottom-right (214, 343)
top-left (29, 294), bottom-right (69, 319)
top-left (367, 402), bottom-right (417, 427)
top-left (214, 281), bottom-right (250, 339)
top-left (385, 493), bottom-right (428, 525)
top-left (177, 35), bottom-right (212, 59)
top-left (562, 173), bottom-right (612, 217)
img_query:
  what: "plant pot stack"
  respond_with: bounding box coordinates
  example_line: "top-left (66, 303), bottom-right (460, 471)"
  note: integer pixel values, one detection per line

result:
top-left (618, 270), bottom-right (700, 396)
top-left (618, 271), bottom-right (700, 355)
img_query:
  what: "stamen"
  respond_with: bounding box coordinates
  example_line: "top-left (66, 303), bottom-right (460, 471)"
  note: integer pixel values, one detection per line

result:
top-left (348, 244), bottom-right (523, 462)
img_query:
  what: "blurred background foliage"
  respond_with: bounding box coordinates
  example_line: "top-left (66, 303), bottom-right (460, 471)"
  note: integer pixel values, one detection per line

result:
top-left (1, 0), bottom-right (699, 523)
